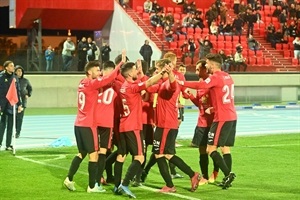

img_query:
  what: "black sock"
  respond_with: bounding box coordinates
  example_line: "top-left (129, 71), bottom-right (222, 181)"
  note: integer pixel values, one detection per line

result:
top-left (68, 156), bottom-right (83, 181)
top-left (213, 158), bottom-right (220, 172)
top-left (199, 154), bottom-right (209, 179)
top-left (88, 161), bottom-right (97, 188)
top-left (96, 154), bottom-right (106, 184)
top-left (106, 151), bottom-right (118, 179)
top-left (144, 153), bottom-right (157, 174)
top-left (114, 161), bottom-right (123, 187)
top-left (135, 158), bottom-right (145, 182)
top-left (169, 162), bottom-right (177, 175)
top-left (210, 151), bottom-right (230, 176)
top-left (169, 155), bottom-right (194, 178)
top-left (223, 154), bottom-right (232, 172)
top-left (156, 157), bottom-right (173, 188)
top-left (122, 160), bottom-right (141, 186)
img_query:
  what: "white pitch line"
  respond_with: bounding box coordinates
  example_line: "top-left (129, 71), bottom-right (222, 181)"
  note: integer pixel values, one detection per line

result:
top-left (16, 155), bottom-right (201, 200)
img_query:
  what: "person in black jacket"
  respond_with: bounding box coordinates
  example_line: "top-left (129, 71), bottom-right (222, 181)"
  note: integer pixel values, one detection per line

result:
top-left (77, 37), bottom-right (88, 71)
top-left (139, 40), bottom-right (153, 68)
top-left (15, 65), bottom-right (32, 138)
top-left (86, 37), bottom-right (97, 62)
top-left (0, 61), bottom-right (23, 150)
top-left (100, 42), bottom-right (112, 63)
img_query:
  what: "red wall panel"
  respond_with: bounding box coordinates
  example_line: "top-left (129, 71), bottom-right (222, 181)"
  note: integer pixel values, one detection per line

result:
top-left (15, 0), bottom-right (114, 30)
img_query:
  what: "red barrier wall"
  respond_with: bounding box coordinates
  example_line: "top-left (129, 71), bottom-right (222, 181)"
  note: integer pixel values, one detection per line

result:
top-left (15, 0), bottom-right (114, 30)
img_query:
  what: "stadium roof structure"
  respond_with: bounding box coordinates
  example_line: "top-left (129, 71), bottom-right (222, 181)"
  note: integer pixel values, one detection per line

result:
top-left (13, 0), bottom-right (114, 30)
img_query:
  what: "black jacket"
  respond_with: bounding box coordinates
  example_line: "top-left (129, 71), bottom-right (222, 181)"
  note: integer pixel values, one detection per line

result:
top-left (139, 44), bottom-right (153, 61)
top-left (0, 70), bottom-right (22, 114)
top-left (15, 66), bottom-right (32, 108)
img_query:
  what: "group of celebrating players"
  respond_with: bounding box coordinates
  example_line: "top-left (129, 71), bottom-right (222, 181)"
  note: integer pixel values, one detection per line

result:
top-left (63, 50), bottom-right (237, 199)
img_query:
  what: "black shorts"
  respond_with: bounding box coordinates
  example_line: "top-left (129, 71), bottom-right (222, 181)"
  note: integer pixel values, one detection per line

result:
top-left (74, 126), bottom-right (98, 154)
top-left (152, 127), bottom-right (178, 155)
top-left (178, 107), bottom-right (184, 121)
top-left (97, 126), bottom-right (113, 149)
top-left (143, 124), bottom-right (154, 146)
top-left (117, 130), bottom-right (145, 156)
top-left (208, 121), bottom-right (237, 147)
top-left (192, 126), bottom-right (210, 147)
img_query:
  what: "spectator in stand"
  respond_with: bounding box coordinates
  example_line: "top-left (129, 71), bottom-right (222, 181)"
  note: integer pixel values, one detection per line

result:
top-left (183, 0), bottom-right (192, 14)
top-left (245, 9), bottom-right (257, 36)
top-left (220, 2), bottom-right (228, 24)
top-left (289, 4), bottom-right (297, 19)
top-left (219, 50), bottom-right (234, 72)
top-left (100, 42), bottom-right (111, 63)
top-left (190, 1), bottom-right (197, 13)
top-left (194, 11), bottom-right (205, 29)
top-left (233, 0), bottom-right (241, 15)
top-left (292, 37), bottom-right (300, 59)
top-left (247, 0), bottom-right (255, 9)
top-left (270, 29), bottom-right (288, 48)
top-left (164, 26), bottom-right (174, 42)
top-left (139, 40), bottom-right (153, 68)
top-left (215, 0), bottom-right (222, 15)
top-left (180, 40), bottom-right (189, 64)
top-left (87, 37), bottom-right (97, 62)
top-left (278, 10), bottom-right (288, 29)
top-left (62, 37), bottom-right (75, 71)
top-left (272, 5), bottom-right (282, 18)
top-left (266, 22), bottom-right (276, 42)
top-left (150, 12), bottom-right (163, 27)
top-left (45, 45), bottom-right (55, 72)
top-left (144, 0), bottom-right (153, 13)
top-left (188, 39), bottom-right (197, 64)
top-left (234, 45), bottom-right (247, 72)
top-left (182, 13), bottom-right (193, 27)
top-left (210, 21), bottom-right (219, 35)
top-left (173, 19), bottom-right (187, 39)
top-left (288, 21), bottom-right (298, 38)
top-left (77, 37), bottom-right (88, 71)
top-left (223, 22), bottom-right (234, 35)
top-left (282, 22), bottom-right (289, 37)
top-left (232, 15), bottom-right (244, 36)
top-left (151, 0), bottom-right (163, 13)
top-left (239, 1), bottom-right (248, 19)
top-left (198, 37), bottom-right (213, 59)
top-left (205, 7), bottom-right (218, 28)
top-left (248, 34), bottom-right (260, 54)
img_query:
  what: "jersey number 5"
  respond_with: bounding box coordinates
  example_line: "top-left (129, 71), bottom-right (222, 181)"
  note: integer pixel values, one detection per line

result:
top-left (122, 99), bottom-right (130, 117)
top-left (222, 84), bottom-right (234, 104)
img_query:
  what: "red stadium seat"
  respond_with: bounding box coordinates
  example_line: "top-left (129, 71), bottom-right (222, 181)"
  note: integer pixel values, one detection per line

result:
top-left (248, 50), bottom-right (255, 57)
top-left (256, 50), bottom-right (263, 57)
top-left (169, 41), bottom-right (178, 50)
top-left (194, 27), bottom-right (202, 34)
top-left (256, 57), bottom-right (264, 66)
top-left (264, 58), bottom-right (272, 66)
top-left (187, 27), bottom-right (194, 34)
top-left (210, 35), bottom-right (217, 42)
top-left (224, 35), bottom-right (232, 42)
top-left (292, 58), bottom-right (299, 66)
top-left (282, 44), bottom-right (290, 50)
top-left (275, 43), bottom-right (282, 50)
top-left (167, 7), bottom-right (174, 14)
top-left (232, 35), bottom-right (240, 43)
top-left (178, 34), bottom-right (186, 41)
top-left (218, 42), bottom-right (225, 49)
top-left (218, 35), bottom-right (224, 42)
top-left (248, 57), bottom-right (257, 65)
top-left (136, 6), bottom-right (143, 14)
top-left (283, 51), bottom-right (291, 58)
top-left (142, 12), bottom-right (150, 21)
top-left (174, 7), bottom-right (182, 13)
top-left (155, 26), bottom-right (163, 35)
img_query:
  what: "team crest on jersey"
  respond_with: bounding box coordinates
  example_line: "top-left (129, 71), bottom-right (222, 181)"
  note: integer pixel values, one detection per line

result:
top-left (204, 78), bottom-right (211, 84)
top-left (120, 88), bottom-right (126, 93)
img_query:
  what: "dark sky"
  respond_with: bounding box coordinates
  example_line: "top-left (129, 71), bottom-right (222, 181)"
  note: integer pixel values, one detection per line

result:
top-left (0, 6), bottom-right (93, 38)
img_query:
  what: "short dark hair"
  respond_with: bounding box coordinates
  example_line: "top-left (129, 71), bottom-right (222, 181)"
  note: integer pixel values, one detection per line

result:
top-left (103, 61), bottom-right (115, 70)
top-left (178, 64), bottom-right (186, 68)
top-left (114, 54), bottom-right (129, 65)
top-left (206, 53), bottom-right (223, 65)
top-left (85, 61), bottom-right (101, 75)
top-left (120, 62), bottom-right (135, 78)
top-left (196, 59), bottom-right (206, 69)
top-left (3, 60), bottom-right (13, 69)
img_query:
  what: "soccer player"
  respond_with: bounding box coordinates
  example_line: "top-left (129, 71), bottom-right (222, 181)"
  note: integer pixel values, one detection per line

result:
top-left (114, 60), bottom-right (170, 198)
top-left (147, 59), bottom-right (200, 193)
top-left (63, 59), bottom-right (122, 193)
top-left (178, 53), bottom-right (237, 189)
top-left (95, 60), bottom-right (119, 191)
top-left (188, 60), bottom-right (218, 185)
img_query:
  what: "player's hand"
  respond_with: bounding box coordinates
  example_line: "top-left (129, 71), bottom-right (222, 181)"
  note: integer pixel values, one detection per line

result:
top-left (121, 49), bottom-right (126, 63)
top-left (17, 105), bottom-right (23, 113)
top-left (176, 80), bottom-right (184, 85)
